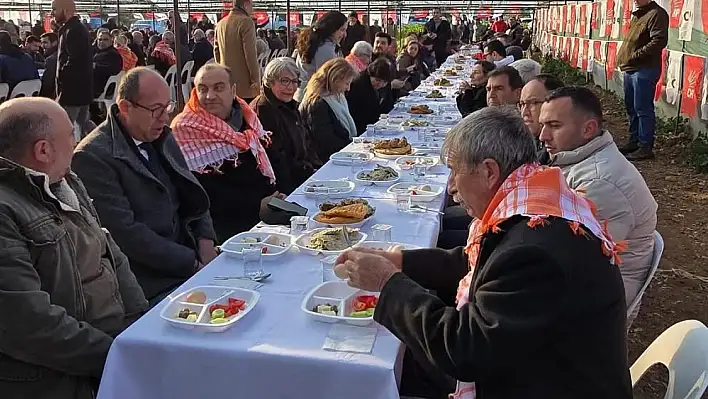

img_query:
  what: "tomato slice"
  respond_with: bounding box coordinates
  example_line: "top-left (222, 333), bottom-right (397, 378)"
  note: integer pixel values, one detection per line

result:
top-left (353, 300), bottom-right (368, 311)
top-left (228, 298), bottom-right (246, 308)
top-left (368, 297), bottom-right (378, 307)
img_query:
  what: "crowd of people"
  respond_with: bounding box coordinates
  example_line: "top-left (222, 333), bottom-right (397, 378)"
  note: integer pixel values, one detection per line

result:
top-left (0, 0), bottom-right (670, 398)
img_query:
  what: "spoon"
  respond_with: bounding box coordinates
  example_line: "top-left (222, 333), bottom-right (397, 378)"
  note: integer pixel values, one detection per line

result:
top-left (213, 273), bottom-right (272, 282)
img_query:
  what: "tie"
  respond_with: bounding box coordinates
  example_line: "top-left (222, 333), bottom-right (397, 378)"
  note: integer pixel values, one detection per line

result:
top-left (138, 142), bottom-right (159, 174)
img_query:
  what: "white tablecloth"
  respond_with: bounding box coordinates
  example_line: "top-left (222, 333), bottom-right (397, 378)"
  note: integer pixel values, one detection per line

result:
top-left (97, 56), bottom-right (470, 399)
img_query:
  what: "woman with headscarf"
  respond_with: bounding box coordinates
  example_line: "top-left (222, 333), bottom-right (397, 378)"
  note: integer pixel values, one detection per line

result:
top-left (299, 58), bottom-right (359, 161)
top-left (294, 11), bottom-right (348, 102)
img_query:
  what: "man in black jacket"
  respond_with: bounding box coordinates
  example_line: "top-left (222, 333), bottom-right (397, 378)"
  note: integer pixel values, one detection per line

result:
top-left (335, 106), bottom-right (632, 399)
top-left (425, 8), bottom-right (452, 66)
top-left (346, 58), bottom-right (393, 135)
top-left (53, 0), bottom-right (94, 139)
top-left (341, 11), bottom-right (366, 56)
top-left (39, 32), bottom-right (58, 98)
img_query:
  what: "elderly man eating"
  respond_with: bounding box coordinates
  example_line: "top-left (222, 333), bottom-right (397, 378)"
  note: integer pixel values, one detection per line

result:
top-left (335, 106), bottom-right (632, 399)
top-left (172, 63), bottom-right (283, 241)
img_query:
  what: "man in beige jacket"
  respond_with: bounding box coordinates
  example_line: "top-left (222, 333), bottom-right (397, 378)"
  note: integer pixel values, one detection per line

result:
top-left (539, 86), bottom-right (658, 325)
top-left (214, 0), bottom-right (260, 102)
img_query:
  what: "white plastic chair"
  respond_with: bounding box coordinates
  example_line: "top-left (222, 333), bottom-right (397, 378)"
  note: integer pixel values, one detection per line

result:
top-left (10, 79), bottom-right (41, 98)
top-left (627, 231), bottom-right (665, 319)
top-left (180, 60), bottom-right (195, 103)
top-left (0, 83), bottom-right (9, 103)
top-left (257, 52), bottom-right (268, 74)
top-left (95, 71), bottom-right (125, 110)
top-left (631, 320), bottom-right (708, 399)
top-left (163, 64), bottom-right (178, 102)
top-left (276, 48), bottom-right (288, 57)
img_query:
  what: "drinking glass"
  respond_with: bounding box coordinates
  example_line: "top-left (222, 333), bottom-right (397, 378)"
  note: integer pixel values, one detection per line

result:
top-left (413, 164), bottom-right (427, 181)
top-left (242, 248), bottom-right (263, 277)
top-left (371, 224), bottom-right (393, 242)
top-left (290, 216), bottom-right (309, 236)
top-left (396, 193), bottom-right (411, 212)
top-left (321, 255), bottom-right (339, 282)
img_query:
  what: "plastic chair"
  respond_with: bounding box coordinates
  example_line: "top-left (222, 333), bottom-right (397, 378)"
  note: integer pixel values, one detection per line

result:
top-left (163, 64), bottom-right (178, 102)
top-left (0, 83), bottom-right (9, 103)
top-left (257, 52), bottom-right (268, 74)
top-left (180, 60), bottom-right (195, 103)
top-left (631, 320), bottom-right (708, 399)
top-left (10, 79), bottom-right (41, 98)
top-left (95, 71), bottom-right (125, 110)
top-left (627, 231), bottom-right (665, 319)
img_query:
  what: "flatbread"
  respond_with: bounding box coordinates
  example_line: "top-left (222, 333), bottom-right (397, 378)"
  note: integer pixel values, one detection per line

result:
top-left (376, 144), bottom-right (412, 156)
top-left (314, 203), bottom-right (370, 224)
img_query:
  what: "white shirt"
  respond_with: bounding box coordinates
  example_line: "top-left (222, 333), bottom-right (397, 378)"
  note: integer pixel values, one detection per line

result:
top-left (494, 55), bottom-right (515, 68)
top-left (133, 138), bottom-right (149, 160)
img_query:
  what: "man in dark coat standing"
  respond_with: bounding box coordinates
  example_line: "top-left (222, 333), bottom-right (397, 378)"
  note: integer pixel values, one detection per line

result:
top-left (341, 11), bottom-right (366, 56)
top-left (424, 8), bottom-right (452, 67)
top-left (53, 0), bottom-right (94, 139)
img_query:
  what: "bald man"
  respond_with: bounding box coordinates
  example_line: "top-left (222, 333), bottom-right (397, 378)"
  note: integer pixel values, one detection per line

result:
top-left (72, 67), bottom-right (217, 307)
top-left (0, 98), bottom-right (147, 399)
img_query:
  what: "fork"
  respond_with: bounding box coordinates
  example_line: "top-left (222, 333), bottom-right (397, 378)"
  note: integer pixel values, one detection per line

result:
top-left (341, 227), bottom-right (353, 247)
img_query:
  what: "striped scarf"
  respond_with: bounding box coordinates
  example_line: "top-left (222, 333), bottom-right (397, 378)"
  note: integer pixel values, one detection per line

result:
top-left (151, 40), bottom-right (176, 66)
top-left (171, 88), bottom-right (276, 183)
top-left (451, 163), bottom-right (624, 399)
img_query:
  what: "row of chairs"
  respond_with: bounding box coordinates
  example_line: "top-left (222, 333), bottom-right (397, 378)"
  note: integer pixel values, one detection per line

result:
top-left (0, 79), bottom-right (42, 102)
top-left (258, 48), bottom-right (290, 73)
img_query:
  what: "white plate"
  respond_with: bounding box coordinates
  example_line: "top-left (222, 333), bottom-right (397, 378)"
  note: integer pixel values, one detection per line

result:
top-left (394, 156), bottom-right (439, 170)
top-left (354, 241), bottom-right (422, 251)
top-left (431, 116), bottom-right (460, 126)
top-left (302, 281), bottom-right (378, 326)
top-left (329, 151), bottom-right (373, 166)
top-left (354, 169), bottom-right (401, 186)
top-left (372, 147), bottom-right (416, 160)
top-left (220, 232), bottom-right (292, 259)
top-left (294, 228), bottom-right (367, 256)
top-left (302, 180), bottom-right (355, 198)
top-left (160, 286), bottom-right (260, 332)
top-left (386, 183), bottom-right (444, 202)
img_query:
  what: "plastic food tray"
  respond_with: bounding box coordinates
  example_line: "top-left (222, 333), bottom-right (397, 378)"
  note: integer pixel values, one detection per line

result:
top-left (394, 156), bottom-right (440, 170)
top-left (386, 183), bottom-right (444, 202)
top-left (160, 286), bottom-right (260, 332)
top-left (220, 232), bottom-right (292, 259)
top-left (329, 151), bottom-right (374, 166)
top-left (354, 169), bottom-right (402, 186)
top-left (301, 281), bottom-right (378, 326)
top-left (294, 228), bottom-right (367, 256)
top-left (354, 241), bottom-right (422, 251)
top-left (303, 180), bottom-right (356, 198)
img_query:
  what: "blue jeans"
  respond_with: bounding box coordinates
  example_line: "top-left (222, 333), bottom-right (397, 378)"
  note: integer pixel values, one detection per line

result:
top-left (623, 67), bottom-right (661, 147)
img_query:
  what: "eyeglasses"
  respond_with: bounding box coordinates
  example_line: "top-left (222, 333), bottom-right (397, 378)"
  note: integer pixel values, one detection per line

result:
top-left (277, 77), bottom-right (300, 87)
top-left (132, 101), bottom-right (176, 117)
top-left (518, 99), bottom-right (544, 110)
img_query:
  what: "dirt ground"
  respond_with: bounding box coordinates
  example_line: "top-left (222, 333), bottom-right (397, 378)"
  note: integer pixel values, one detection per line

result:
top-left (590, 86), bottom-right (708, 397)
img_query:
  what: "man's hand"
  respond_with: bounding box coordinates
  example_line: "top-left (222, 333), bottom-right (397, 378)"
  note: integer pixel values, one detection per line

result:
top-left (391, 79), bottom-right (406, 90)
top-left (429, 32), bottom-right (438, 39)
top-left (459, 81), bottom-right (470, 91)
top-left (198, 238), bottom-right (218, 265)
top-left (260, 191), bottom-right (287, 213)
top-left (336, 247), bottom-right (403, 270)
top-left (334, 250), bottom-right (401, 292)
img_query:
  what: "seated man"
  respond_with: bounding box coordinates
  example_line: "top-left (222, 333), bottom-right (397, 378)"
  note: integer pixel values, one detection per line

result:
top-left (483, 39), bottom-right (514, 67)
top-left (0, 97), bottom-right (148, 398)
top-left (486, 66), bottom-right (522, 107)
top-left (372, 32), bottom-right (406, 112)
top-left (519, 73), bottom-right (565, 150)
top-left (539, 86), bottom-right (658, 324)
top-left (171, 63), bottom-right (282, 242)
top-left (73, 67), bottom-right (218, 307)
top-left (335, 106), bottom-right (632, 399)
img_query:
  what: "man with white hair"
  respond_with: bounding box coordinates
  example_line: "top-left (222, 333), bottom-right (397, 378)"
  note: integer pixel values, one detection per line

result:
top-left (0, 97), bottom-right (148, 398)
top-left (163, 29), bottom-right (192, 69)
top-left (205, 28), bottom-right (215, 45)
top-left (345, 40), bottom-right (373, 72)
top-left (510, 58), bottom-right (542, 84)
top-left (334, 106), bottom-right (632, 399)
top-left (190, 28), bottom-right (213, 73)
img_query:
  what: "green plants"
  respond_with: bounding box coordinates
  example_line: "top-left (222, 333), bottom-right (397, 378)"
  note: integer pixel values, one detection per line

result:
top-left (539, 54), bottom-right (587, 86)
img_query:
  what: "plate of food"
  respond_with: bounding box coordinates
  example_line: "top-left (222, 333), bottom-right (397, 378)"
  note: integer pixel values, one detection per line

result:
top-left (329, 151), bottom-right (373, 166)
top-left (386, 183), bottom-right (444, 202)
top-left (394, 156), bottom-right (439, 170)
top-left (354, 241), bottom-right (422, 251)
top-left (443, 68), bottom-right (458, 76)
top-left (454, 65), bottom-right (464, 70)
top-left (401, 119), bottom-right (433, 128)
top-left (311, 199), bottom-right (375, 228)
top-left (220, 232), bottom-right (292, 258)
top-left (431, 115), bottom-right (460, 126)
top-left (160, 286), bottom-right (260, 332)
top-left (295, 227), bottom-right (367, 256)
top-left (407, 104), bottom-right (434, 115)
top-left (303, 180), bottom-right (356, 198)
top-left (372, 137), bottom-right (414, 158)
top-left (302, 281), bottom-right (379, 326)
top-left (355, 165), bottom-right (401, 186)
top-left (433, 77), bottom-right (453, 86)
top-left (425, 89), bottom-right (444, 99)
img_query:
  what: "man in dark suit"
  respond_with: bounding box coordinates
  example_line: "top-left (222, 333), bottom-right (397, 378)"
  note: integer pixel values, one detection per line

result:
top-left (72, 67), bottom-right (218, 307)
top-left (336, 106), bottom-right (632, 399)
top-left (424, 8), bottom-right (452, 67)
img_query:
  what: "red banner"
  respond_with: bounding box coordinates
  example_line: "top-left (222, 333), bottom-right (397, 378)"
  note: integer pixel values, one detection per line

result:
top-left (622, 0), bottom-right (632, 36)
top-left (593, 40), bottom-right (602, 63)
top-left (288, 12), bottom-right (300, 25)
top-left (561, 6), bottom-right (567, 33)
top-left (571, 37), bottom-right (580, 67)
top-left (564, 37), bottom-right (572, 60)
top-left (605, 0), bottom-right (615, 37)
top-left (592, 2), bottom-right (600, 29)
top-left (552, 35), bottom-right (558, 51)
top-left (670, 0), bottom-right (682, 27)
top-left (253, 10), bottom-right (269, 25)
top-left (413, 10), bottom-right (429, 18)
top-left (316, 11), bottom-right (327, 19)
top-left (655, 48), bottom-right (668, 101)
top-left (580, 5), bottom-right (588, 36)
top-left (703, 0), bottom-right (708, 34)
top-left (606, 42), bottom-right (618, 79)
top-left (681, 55), bottom-right (705, 118)
top-left (582, 39), bottom-right (590, 70)
top-left (570, 5), bottom-right (577, 33)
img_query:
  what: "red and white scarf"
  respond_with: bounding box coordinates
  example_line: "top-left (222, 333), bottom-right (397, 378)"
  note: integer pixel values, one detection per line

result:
top-left (450, 163), bottom-right (624, 399)
top-left (171, 88), bottom-right (276, 183)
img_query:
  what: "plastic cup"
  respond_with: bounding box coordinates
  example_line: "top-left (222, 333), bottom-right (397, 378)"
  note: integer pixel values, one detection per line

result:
top-left (371, 224), bottom-right (393, 242)
top-left (396, 193), bottom-right (411, 212)
top-left (242, 248), bottom-right (263, 277)
top-left (321, 255), bottom-right (338, 282)
top-left (290, 216), bottom-right (309, 236)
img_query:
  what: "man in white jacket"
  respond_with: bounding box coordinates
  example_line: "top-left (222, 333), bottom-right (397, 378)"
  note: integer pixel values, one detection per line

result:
top-left (538, 86), bottom-right (658, 325)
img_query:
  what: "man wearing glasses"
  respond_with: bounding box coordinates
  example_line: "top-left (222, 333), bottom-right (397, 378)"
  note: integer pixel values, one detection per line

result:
top-left (73, 67), bottom-right (218, 308)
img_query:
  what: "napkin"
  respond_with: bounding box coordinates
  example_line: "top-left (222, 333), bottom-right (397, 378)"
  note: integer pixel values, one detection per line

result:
top-left (323, 324), bottom-right (378, 354)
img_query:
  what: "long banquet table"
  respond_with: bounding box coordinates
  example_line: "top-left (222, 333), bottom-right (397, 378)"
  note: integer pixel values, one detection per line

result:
top-left (97, 54), bottom-right (473, 399)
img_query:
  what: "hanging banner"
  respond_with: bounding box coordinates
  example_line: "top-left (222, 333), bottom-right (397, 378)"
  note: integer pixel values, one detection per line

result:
top-left (622, 0), bottom-right (633, 36)
top-left (678, 0), bottom-right (695, 41)
top-left (592, 2), bottom-right (600, 29)
top-left (655, 48), bottom-right (669, 101)
top-left (611, 0), bottom-right (622, 38)
top-left (579, 5), bottom-right (588, 36)
top-left (400, 12), bottom-right (410, 25)
top-left (569, 5), bottom-right (576, 33)
top-left (316, 11), bottom-right (328, 20)
top-left (253, 11), bottom-right (269, 25)
top-left (552, 35), bottom-right (558, 52)
top-left (582, 39), bottom-right (590, 70)
top-left (593, 40), bottom-right (602, 64)
top-left (670, 0), bottom-right (683, 27)
top-left (606, 42), bottom-right (618, 78)
top-left (605, 0), bottom-right (616, 37)
top-left (666, 51), bottom-right (684, 105)
top-left (680, 54), bottom-right (704, 118)
top-left (599, 1), bottom-right (608, 35)
top-left (703, 0), bottom-right (708, 34)
top-left (702, 58), bottom-right (708, 119)
top-left (302, 12), bottom-right (314, 26)
top-left (571, 37), bottom-right (581, 67)
top-left (562, 6), bottom-right (568, 34)
top-left (564, 36), bottom-right (572, 61)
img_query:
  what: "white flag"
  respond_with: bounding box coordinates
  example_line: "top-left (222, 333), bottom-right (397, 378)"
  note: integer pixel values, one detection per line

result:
top-left (665, 51), bottom-right (684, 105)
top-left (701, 60), bottom-right (708, 119)
top-left (678, 0), bottom-right (694, 41)
top-left (599, 0), bottom-right (608, 35)
top-left (302, 12), bottom-right (314, 26)
top-left (611, 0), bottom-right (622, 38)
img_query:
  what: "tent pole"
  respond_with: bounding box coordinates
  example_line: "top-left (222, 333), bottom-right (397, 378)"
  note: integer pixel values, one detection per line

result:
top-left (173, 0), bottom-right (184, 110)
top-left (286, 0), bottom-right (291, 53)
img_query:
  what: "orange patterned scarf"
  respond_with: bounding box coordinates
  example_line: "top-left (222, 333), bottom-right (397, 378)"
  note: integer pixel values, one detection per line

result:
top-left (171, 88), bottom-right (276, 183)
top-left (116, 45), bottom-right (137, 71)
top-left (345, 53), bottom-right (368, 73)
top-left (451, 163), bottom-right (624, 399)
